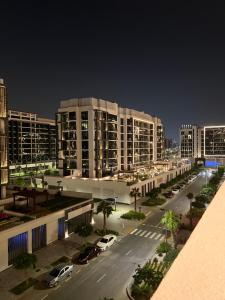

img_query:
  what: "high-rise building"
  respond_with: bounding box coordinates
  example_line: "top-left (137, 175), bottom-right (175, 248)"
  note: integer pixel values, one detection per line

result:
top-left (0, 79), bottom-right (8, 198)
top-left (8, 110), bottom-right (56, 173)
top-left (57, 98), bottom-right (164, 178)
top-left (180, 125), bottom-right (199, 159)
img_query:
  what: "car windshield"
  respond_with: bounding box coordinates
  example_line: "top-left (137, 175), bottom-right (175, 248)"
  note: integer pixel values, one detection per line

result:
top-left (100, 238), bottom-right (108, 243)
top-left (49, 268), bottom-right (61, 277)
top-left (84, 247), bottom-right (94, 253)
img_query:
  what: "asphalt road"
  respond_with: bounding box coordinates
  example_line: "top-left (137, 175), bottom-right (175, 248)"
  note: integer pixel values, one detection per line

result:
top-left (46, 172), bottom-right (209, 300)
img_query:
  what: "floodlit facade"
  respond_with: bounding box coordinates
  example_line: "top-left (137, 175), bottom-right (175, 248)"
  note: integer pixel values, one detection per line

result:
top-left (180, 124), bottom-right (199, 159)
top-left (57, 98), bottom-right (164, 178)
top-left (0, 79), bottom-right (8, 198)
top-left (8, 110), bottom-right (56, 173)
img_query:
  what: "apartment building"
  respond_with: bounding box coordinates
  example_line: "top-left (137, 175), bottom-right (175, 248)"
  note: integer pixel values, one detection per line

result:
top-left (8, 110), bottom-right (56, 172)
top-left (0, 79), bottom-right (8, 198)
top-left (180, 124), bottom-right (225, 164)
top-left (57, 98), bottom-right (164, 178)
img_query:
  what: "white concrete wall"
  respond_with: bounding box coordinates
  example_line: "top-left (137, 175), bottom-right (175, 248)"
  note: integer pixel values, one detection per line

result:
top-left (0, 240), bottom-right (8, 272)
top-left (45, 164), bottom-right (191, 204)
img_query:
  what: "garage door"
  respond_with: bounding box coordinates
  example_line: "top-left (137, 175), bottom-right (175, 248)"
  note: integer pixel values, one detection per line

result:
top-left (8, 232), bottom-right (28, 265)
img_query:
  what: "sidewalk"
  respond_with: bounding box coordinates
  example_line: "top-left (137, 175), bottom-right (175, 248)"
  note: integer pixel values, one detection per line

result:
top-left (0, 199), bottom-right (152, 300)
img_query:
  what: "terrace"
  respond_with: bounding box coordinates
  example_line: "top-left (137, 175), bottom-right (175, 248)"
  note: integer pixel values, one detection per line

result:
top-left (0, 212), bottom-right (33, 232)
top-left (4, 187), bottom-right (92, 222)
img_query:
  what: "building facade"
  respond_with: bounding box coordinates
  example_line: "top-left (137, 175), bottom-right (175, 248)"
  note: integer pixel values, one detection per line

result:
top-left (57, 98), bottom-right (164, 178)
top-left (0, 79), bottom-right (8, 198)
top-left (180, 124), bottom-right (225, 164)
top-left (8, 110), bottom-right (56, 172)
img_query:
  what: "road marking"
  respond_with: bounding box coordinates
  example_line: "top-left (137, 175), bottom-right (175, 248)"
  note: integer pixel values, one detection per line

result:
top-left (139, 230), bottom-right (147, 236)
top-left (144, 231), bottom-right (152, 237)
top-left (41, 295), bottom-right (48, 300)
top-left (154, 234), bottom-right (162, 240)
top-left (159, 236), bottom-right (164, 241)
top-left (142, 223), bottom-right (146, 225)
top-left (54, 285), bottom-right (60, 290)
top-left (134, 230), bottom-right (142, 235)
top-left (130, 229), bottom-right (138, 234)
top-left (75, 269), bottom-right (81, 274)
top-left (125, 250), bottom-right (132, 255)
top-left (146, 211), bottom-right (151, 216)
top-left (149, 232), bottom-right (156, 239)
top-left (96, 274), bottom-right (106, 283)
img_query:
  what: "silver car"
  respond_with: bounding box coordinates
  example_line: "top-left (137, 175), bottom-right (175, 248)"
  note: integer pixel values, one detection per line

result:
top-left (45, 264), bottom-right (74, 287)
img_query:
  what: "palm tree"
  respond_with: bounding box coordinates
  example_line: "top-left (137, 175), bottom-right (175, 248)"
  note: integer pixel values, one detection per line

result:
top-left (130, 187), bottom-right (141, 212)
top-left (96, 200), bottom-right (114, 234)
top-left (186, 192), bottom-right (194, 229)
top-left (160, 210), bottom-right (180, 248)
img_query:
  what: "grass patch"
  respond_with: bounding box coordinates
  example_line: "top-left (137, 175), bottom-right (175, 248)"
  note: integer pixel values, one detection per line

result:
top-left (95, 229), bottom-right (119, 236)
top-left (10, 278), bottom-right (37, 295)
top-left (51, 256), bottom-right (70, 266)
top-left (142, 197), bottom-right (166, 206)
top-left (121, 210), bottom-right (145, 220)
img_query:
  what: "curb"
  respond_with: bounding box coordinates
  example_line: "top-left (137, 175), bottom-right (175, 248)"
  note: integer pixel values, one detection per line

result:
top-left (126, 280), bottom-right (135, 300)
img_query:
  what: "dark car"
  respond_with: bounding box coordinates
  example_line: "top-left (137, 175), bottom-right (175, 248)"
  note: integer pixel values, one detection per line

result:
top-left (163, 192), bottom-right (173, 198)
top-left (78, 246), bottom-right (101, 264)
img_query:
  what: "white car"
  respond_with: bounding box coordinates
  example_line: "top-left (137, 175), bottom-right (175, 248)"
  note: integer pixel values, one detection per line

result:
top-left (97, 234), bottom-right (117, 251)
top-left (172, 189), bottom-right (179, 194)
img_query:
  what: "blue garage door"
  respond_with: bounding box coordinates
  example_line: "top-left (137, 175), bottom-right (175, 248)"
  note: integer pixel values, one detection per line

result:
top-left (32, 225), bottom-right (47, 251)
top-left (8, 232), bottom-right (28, 265)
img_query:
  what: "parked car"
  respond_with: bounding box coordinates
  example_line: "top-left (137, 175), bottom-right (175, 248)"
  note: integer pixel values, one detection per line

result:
top-left (172, 189), bottom-right (179, 194)
top-left (45, 264), bottom-right (74, 288)
top-left (78, 246), bottom-right (101, 264)
top-left (163, 192), bottom-right (173, 198)
top-left (97, 234), bottom-right (117, 251)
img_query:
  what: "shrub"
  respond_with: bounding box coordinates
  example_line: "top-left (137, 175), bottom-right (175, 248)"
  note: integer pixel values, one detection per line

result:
top-left (74, 223), bottom-right (93, 237)
top-left (195, 194), bottom-right (208, 203)
top-left (44, 169), bottom-right (51, 175)
top-left (163, 249), bottom-right (179, 266)
top-left (121, 210), bottom-right (145, 220)
top-left (13, 253), bottom-right (37, 269)
top-left (156, 242), bottom-right (172, 255)
top-left (95, 229), bottom-right (119, 236)
top-left (187, 207), bottom-right (205, 218)
top-left (191, 201), bottom-right (205, 209)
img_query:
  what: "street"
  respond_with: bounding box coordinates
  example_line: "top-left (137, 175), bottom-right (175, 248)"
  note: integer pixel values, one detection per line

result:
top-left (43, 172), bottom-right (208, 300)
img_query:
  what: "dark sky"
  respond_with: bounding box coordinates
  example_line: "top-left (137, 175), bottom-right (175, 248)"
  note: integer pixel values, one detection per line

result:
top-left (1, 0), bottom-right (225, 139)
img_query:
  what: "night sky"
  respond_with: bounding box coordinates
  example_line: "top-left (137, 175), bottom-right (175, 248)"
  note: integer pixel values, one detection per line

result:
top-left (1, 1), bottom-right (225, 139)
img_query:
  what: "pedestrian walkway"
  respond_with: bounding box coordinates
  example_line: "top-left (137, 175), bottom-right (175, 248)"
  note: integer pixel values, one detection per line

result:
top-left (129, 228), bottom-right (164, 241)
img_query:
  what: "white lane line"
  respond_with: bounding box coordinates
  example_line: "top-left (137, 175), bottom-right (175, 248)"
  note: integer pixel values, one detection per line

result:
top-left (144, 231), bottom-right (152, 237)
top-left (65, 276), bottom-right (72, 282)
top-left (130, 229), bottom-right (138, 234)
top-left (139, 230), bottom-right (147, 237)
top-left (146, 211), bottom-right (151, 217)
top-left (154, 234), bottom-right (162, 240)
top-left (54, 285), bottom-right (60, 290)
top-left (134, 230), bottom-right (143, 235)
top-left (159, 236), bottom-right (164, 241)
top-left (41, 295), bottom-right (48, 300)
top-left (125, 250), bottom-right (132, 256)
top-left (149, 232), bottom-right (157, 239)
top-left (96, 274), bottom-right (106, 283)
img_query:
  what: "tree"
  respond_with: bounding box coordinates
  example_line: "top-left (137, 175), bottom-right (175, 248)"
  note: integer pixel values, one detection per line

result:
top-left (160, 210), bottom-right (180, 248)
top-left (96, 200), bottom-right (113, 234)
top-left (186, 192), bottom-right (194, 229)
top-left (130, 187), bottom-right (141, 212)
top-left (13, 253), bottom-right (37, 284)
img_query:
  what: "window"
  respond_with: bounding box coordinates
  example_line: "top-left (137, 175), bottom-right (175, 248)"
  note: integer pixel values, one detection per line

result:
top-left (81, 121), bottom-right (88, 130)
top-left (69, 112), bottom-right (76, 120)
top-left (81, 111), bottom-right (88, 120)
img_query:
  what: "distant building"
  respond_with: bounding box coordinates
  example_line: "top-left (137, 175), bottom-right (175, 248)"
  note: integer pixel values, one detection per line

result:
top-left (180, 125), bottom-right (199, 159)
top-left (8, 110), bottom-right (56, 173)
top-left (57, 97), bottom-right (164, 178)
top-left (0, 79), bottom-right (8, 198)
top-left (180, 124), bottom-right (225, 164)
